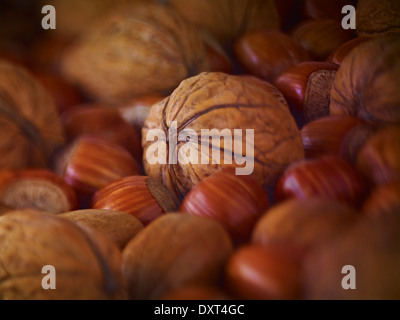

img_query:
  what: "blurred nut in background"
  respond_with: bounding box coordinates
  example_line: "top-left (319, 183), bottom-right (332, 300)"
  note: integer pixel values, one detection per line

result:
top-left (61, 3), bottom-right (210, 104)
top-left (356, 0), bottom-right (400, 37)
top-left (0, 210), bottom-right (126, 300)
top-left (0, 61), bottom-right (65, 170)
top-left (0, 169), bottom-right (77, 214)
top-left (330, 34), bottom-right (400, 125)
top-left (164, 0), bottom-right (280, 45)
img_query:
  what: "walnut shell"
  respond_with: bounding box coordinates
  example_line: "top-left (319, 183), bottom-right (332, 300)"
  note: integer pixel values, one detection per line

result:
top-left (142, 72), bottom-right (304, 201)
top-left (330, 35), bottom-right (400, 125)
top-left (164, 0), bottom-right (280, 45)
top-left (357, 0), bottom-right (400, 37)
top-left (0, 61), bottom-right (65, 170)
top-left (61, 3), bottom-right (209, 104)
top-left (0, 210), bottom-right (126, 300)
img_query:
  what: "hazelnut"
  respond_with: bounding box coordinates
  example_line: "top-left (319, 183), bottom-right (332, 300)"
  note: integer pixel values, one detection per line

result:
top-left (55, 136), bottom-right (142, 197)
top-left (327, 36), bottom-right (374, 66)
top-left (234, 30), bottom-right (310, 83)
top-left (0, 209), bottom-right (125, 300)
top-left (121, 214), bottom-right (233, 300)
top-left (274, 62), bottom-right (339, 125)
top-left (301, 115), bottom-right (364, 159)
top-left (330, 35), bottom-right (400, 125)
top-left (143, 72), bottom-right (304, 202)
top-left (61, 104), bottom-right (143, 163)
top-left (92, 176), bottom-right (177, 226)
top-left (0, 169), bottom-right (78, 214)
top-left (224, 245), bottom-right (301, 300)
top-left (60, 209), bottom-right (144, 250)
top-left (252, 198), bottom-right (359, 254)
top-left (355, 126), bottom-right (400, 185)
top-left (275, 156), bottom-right (370, 208)
top-left (291, 19), bottom-right (355, 61)
top-left (179, 168), bottom-right (269, 244)
top-left (362, 182), bottom-right (400, 217)
top-left (0, 60), bottom-right (65, 170)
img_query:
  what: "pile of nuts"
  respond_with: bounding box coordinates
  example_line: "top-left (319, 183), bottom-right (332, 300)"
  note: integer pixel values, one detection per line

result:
top-left (0, 0), bottom-right (399, 300)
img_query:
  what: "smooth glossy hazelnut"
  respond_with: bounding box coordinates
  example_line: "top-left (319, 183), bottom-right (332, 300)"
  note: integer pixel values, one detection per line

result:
top-left (179, 168), bottom-right (269, 244)
top-left (301, 115), bottom-right (364, 159)
top-left (291, 19), bottom-right (355, 61)
top-left (92, 176), bottom-right (177, 226)
top-left (234, 30), bottom-right (310, 83)
top-left (362, 182), bottom-right (400, 217)
top-left (275, 156), bottom-right (370, 208)
top-left (224, 245), bottom-right (301, 300)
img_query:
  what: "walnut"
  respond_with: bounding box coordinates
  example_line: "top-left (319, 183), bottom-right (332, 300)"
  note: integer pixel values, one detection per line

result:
top-left (357, 0), bottom-right (400, 37)
top-left (0, 210), bottom-right (126, 300)
top-left (0, 60), bottom-right (65, 170)
top-left (61, 3), bottom-right (209, 104)
top-left (142, 72), bottom-right (304, 202)
top-left (164, 0), bottom-right (280, 45)
top-left (330, 35), bottom-right (400, 125)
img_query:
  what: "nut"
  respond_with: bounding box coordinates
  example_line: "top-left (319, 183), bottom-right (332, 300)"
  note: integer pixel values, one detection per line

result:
top-left (92, 176), bottom-right (177, 226)
top-left (143, 72), bottom-right (304, 202)
top-left (330, 35), bottom-right (400, 125)
top-left (301, 115), bottom-right (364, 159)
top-left (274, 62), bottom-right (339, 125)
top-left (55, 136), bottom-right (142, 196)
top-left (234, 30), bottom-right (310, 83)
top-left (302, 209), bottom-right (400, 299)
top-left (61, 3), bottom-right (209, 104)
top-left (0, 169), bottom-right (77, 214)
top-left (275, 156), bottom-right (370, 208)
top-left (224, 245), bottom-right (301, 300)
top-left (0, 60), bottom-right (65, 170)
top-left (179, 168), bottom-right (269, 244)
top-left (355, 126), bottom-right (400, 185)
top-left (60, 209), bottom-right (144, 250)
top-left (121, 213), bottom-right (233, 300)
top-left (61, 104), bottom-right (143, 163)
top-left (164, 0), bottom-right (280, 45)
top-left (291, 19), bottom-right (355, 61)
top-left (252, 198), bottom-right (359, 253)
top-left (327, 36), bottom-right (373, 65)
top-left (362, 182), bottom-right (400, 217)
top-left (0, 209), bottom-right (125, 300)
top-left (356, 0), bottom-right (400, 37)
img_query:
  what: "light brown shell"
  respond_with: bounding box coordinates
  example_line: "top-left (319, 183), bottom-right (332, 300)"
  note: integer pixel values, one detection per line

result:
top-left (61, 3), bottom-right (209, 104)
top-left (357, 0), bottom-right (400, 37)
top-left (0, 60), bottom-right (65, 170)
top-left (164, 0), bottom-right (280, 45)
top-left (330, 35), bottom-right (400, 125)
top-left (142, 72), bottom-right (304, 201)
top-left (0, 210), bottom-right (126, 300)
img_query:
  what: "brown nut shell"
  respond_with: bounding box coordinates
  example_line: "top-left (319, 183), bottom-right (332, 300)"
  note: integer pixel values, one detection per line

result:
top-left (0, 61), bottom-right (65, 170)
top-left (0, 209), bottom-right (125, 300)
top-left (60, 209), bottom-right (144, 250)
top-left (61, 3), bottom-right (209, 104)
top-left (357, 0), bottom-right (400, 37)
top-left (142, 72), bottom-right (304, 202)
top-left (121, 213), bottom-right (233, 300)
top-left (330, 35), bottom-right (400, 125)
